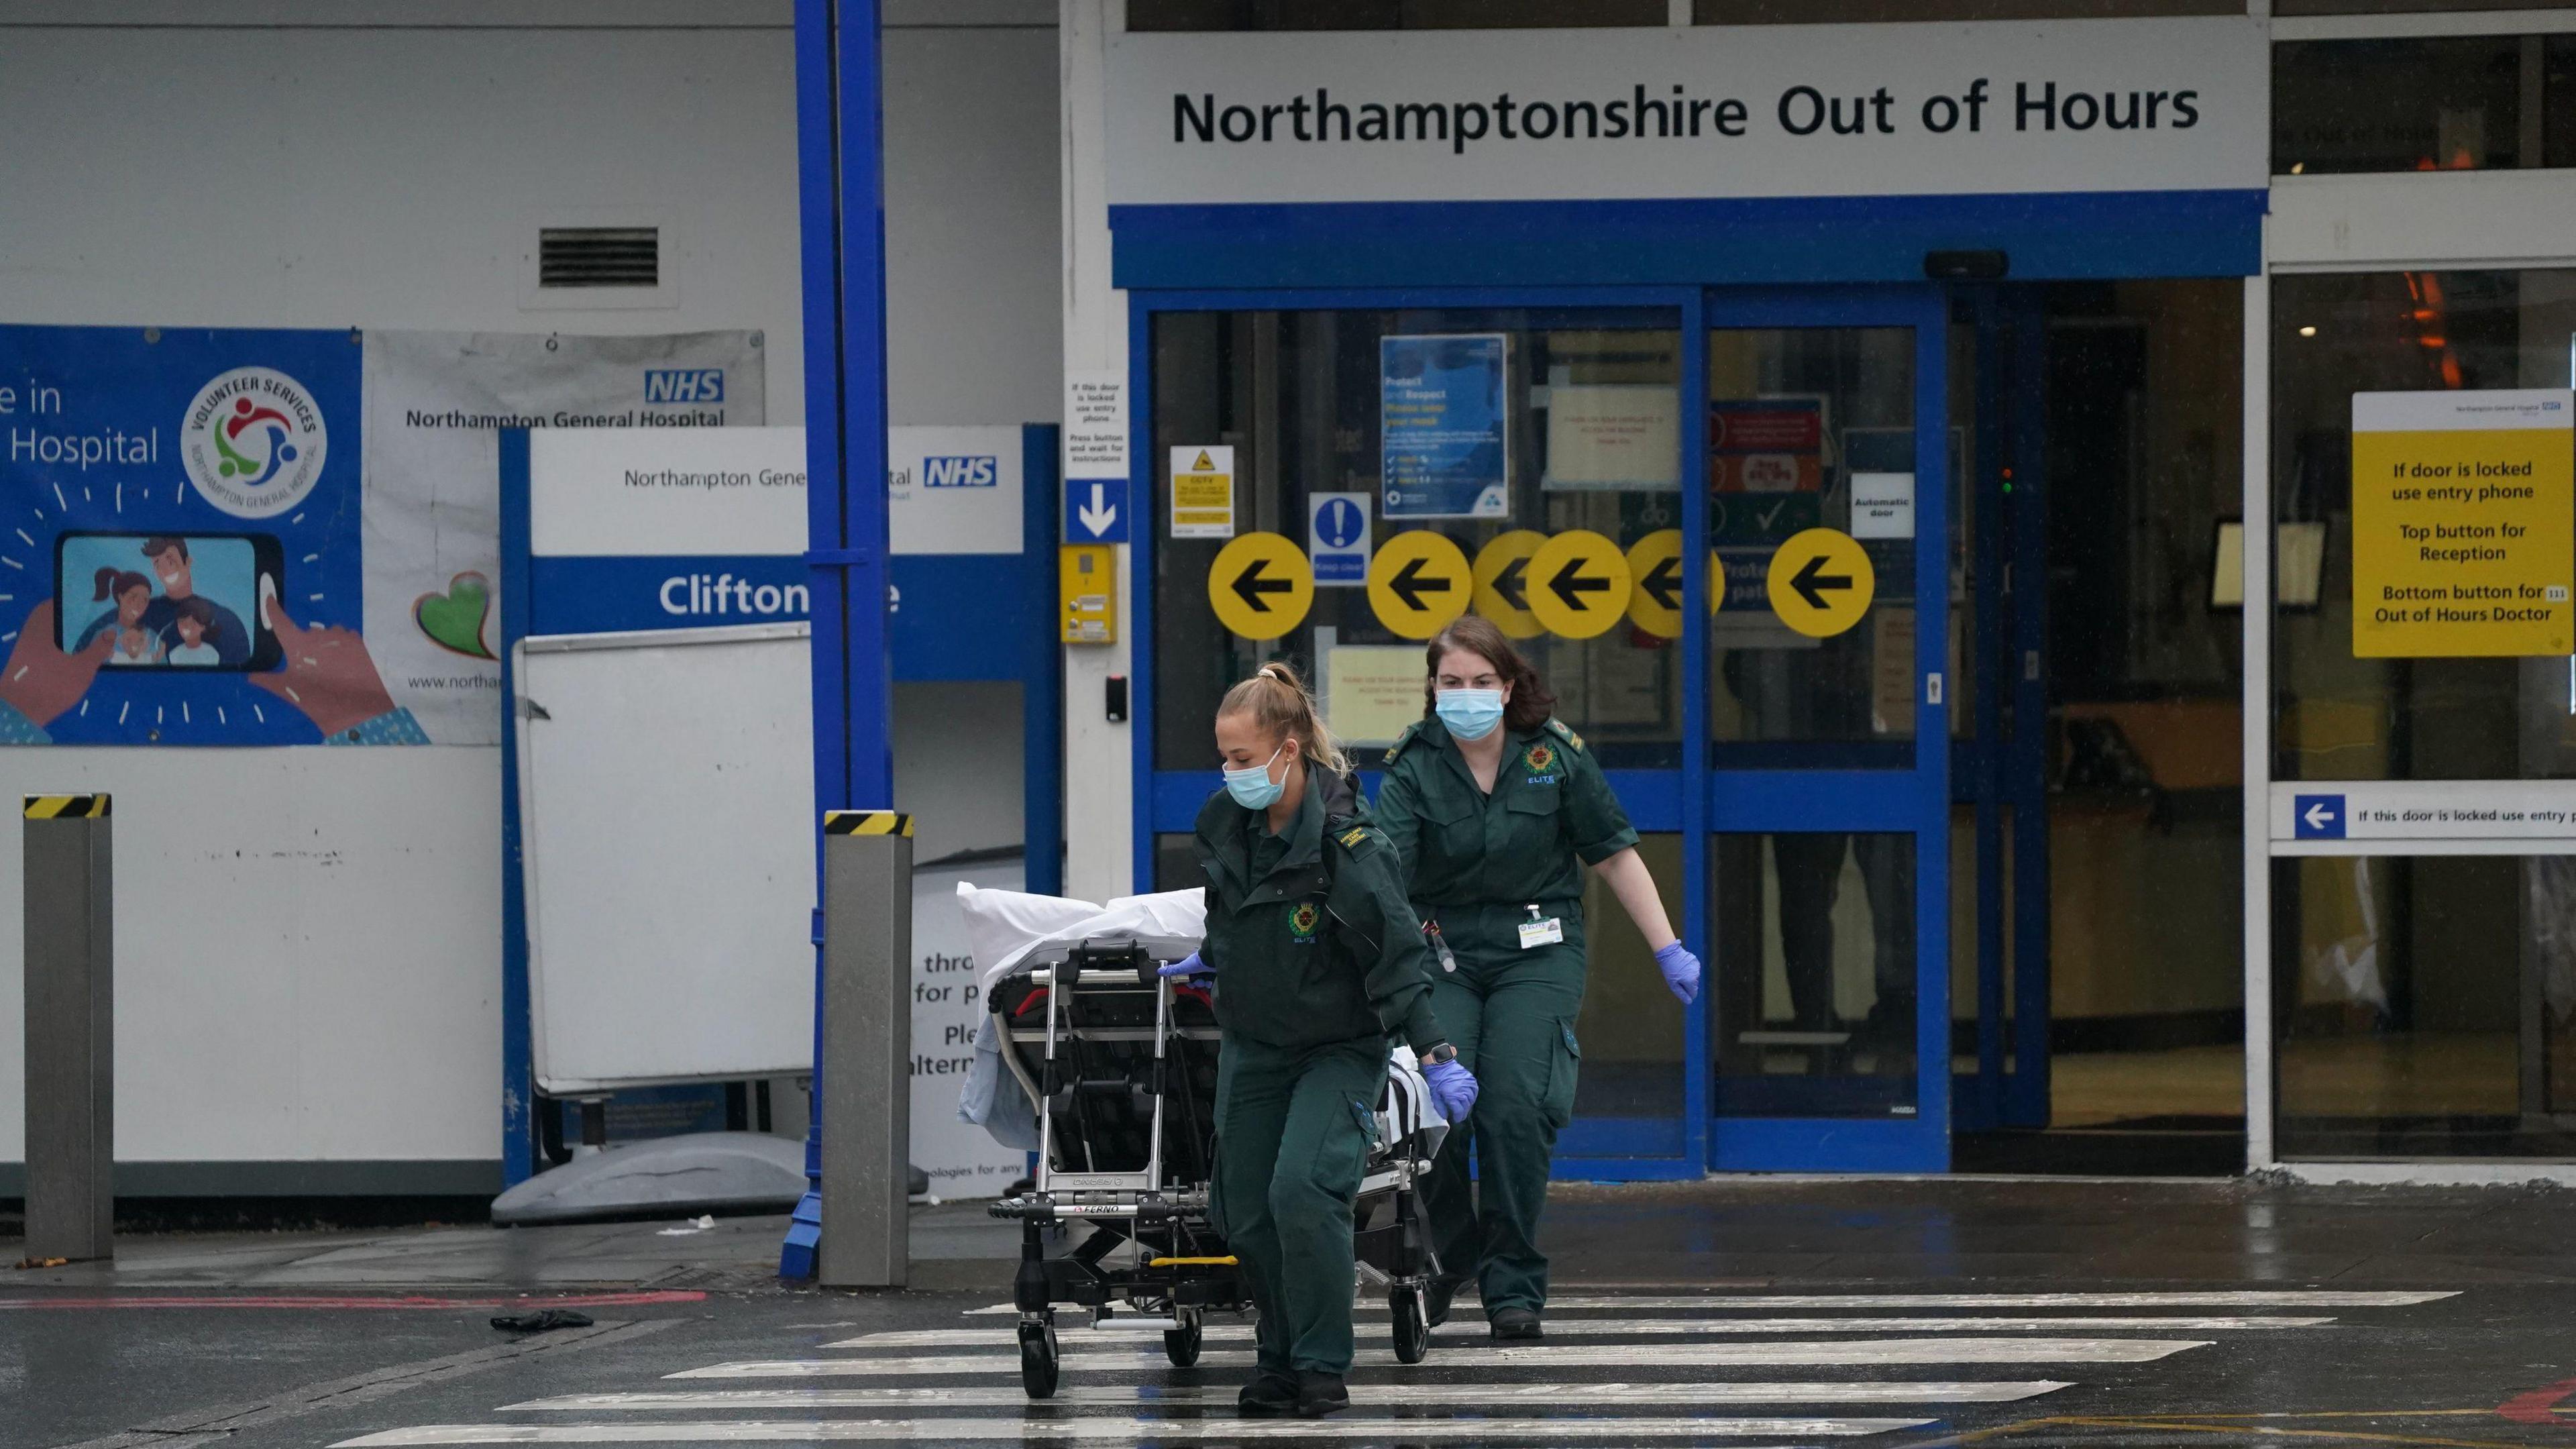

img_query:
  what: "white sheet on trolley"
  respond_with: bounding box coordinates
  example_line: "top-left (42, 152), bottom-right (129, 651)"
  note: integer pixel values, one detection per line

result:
top-left (956, 881), bottom-right (1206, 999)
top-left (952, 882), bottom-right (1205, 1152)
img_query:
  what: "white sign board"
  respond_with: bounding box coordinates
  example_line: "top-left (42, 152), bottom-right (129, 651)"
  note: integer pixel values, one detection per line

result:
top-left (1107, 18), bottom-right (2267, 205)
top-left (890, 425), bottom-right (1025, 556)
top-left (1851, 472), bottom-right (1916, 539)
top-left (530, 427), bottom-right (807, 557)
top-left (1065, 371), bottom-right (1128, 480)
top-left (2271, 781), bottom-right (2576, 849)
top-left (518, 626), bottom-right (816, 1093)
top-left (912, 857), bottom-right (1036, 1199)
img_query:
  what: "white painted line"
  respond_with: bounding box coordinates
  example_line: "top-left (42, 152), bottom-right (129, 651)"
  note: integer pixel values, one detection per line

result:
top-left (670, 1338), bottom-right (2210, 1378)
top-left (835, 1316), bottom-right (2326, 1349)
top-left (965, 1289), bottom-right (2453, 1315)
top-left (336, 1417), bottom-right (1934, 1445)
top-left (506, 1381), bottom-right (2075, 1411)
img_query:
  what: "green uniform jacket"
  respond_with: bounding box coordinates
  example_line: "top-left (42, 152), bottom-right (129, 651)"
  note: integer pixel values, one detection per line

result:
top-left (1193, 764), bottom-right (1446, 1055)
top-left (1371, 716), bottom-right (1642, 959)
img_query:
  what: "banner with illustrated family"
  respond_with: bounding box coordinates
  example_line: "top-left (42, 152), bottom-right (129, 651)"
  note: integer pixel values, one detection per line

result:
top-left (0, 325), bottom-right (765, 744)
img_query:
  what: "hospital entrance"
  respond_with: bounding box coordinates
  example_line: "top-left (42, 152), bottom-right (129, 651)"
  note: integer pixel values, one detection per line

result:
top-left (1138, 280), bottom-right (2249, 1176)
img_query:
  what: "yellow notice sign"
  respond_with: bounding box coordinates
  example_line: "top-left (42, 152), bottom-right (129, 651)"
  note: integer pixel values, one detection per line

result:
top-left (1170, 445), bottom-right (1235, 539)
top-left (2352, 390), bottom-right (2574, 657)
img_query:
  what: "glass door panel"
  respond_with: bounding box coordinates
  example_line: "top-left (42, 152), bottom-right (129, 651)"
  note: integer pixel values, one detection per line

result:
top-left (1703, 295), bottom-right (1953, 1173)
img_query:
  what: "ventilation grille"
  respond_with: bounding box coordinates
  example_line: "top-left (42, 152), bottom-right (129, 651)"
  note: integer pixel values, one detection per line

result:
top-left (537, 226), bottom-right (659, 289)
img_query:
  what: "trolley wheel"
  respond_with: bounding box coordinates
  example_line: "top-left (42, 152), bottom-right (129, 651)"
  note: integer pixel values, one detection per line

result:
top-left (1163, 1318), bottom-right (1203, 1367)
top-left (1018, 1321), bottom-right (1061, 1399)
top-left (1391, 1286), bottom-right (1430, 1364)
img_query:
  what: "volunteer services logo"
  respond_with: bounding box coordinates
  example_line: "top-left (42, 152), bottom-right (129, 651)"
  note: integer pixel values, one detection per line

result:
top-left (181, 367), bottom-right (327, 519)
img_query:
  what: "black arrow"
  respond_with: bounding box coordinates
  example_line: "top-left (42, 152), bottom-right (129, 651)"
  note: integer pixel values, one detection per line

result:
top-left (1640, 555), bottom-right (1682, 612)
top-left (1493, 556), bottom-right (1531, 612)
top-left (1232, 555), bottom-right (1295, 612)
top-left (1389, 555), bottom-right (1454, 612)
top-left (1547, 556), bottom-right (1612, 610)
top-left (1789, 553), bottom-right (1854, 612)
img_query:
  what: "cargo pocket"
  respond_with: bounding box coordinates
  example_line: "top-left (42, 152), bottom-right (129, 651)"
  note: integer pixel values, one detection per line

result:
top-left (1542, 1018), bottom-right (1582, 1130)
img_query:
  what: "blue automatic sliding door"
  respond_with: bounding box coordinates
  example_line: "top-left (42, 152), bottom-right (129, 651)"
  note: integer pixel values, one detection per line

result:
top-left (1130, 288), bottom-right (1707, 1180)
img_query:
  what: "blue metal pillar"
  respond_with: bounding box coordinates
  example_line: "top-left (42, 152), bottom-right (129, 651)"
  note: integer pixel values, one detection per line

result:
top-left (784, 0), bottom-right (894, 1281)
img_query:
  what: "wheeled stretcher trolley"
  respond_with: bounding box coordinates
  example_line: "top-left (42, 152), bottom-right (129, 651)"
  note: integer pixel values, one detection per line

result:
top-left (984, 938), bottom-right (1449, 1399)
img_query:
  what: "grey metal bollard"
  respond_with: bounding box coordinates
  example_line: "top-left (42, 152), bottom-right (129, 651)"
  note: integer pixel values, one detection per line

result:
top-left (816, 810), bottom-right (912, 1288)
top-left (23, 793), bottom-right (113, 1263)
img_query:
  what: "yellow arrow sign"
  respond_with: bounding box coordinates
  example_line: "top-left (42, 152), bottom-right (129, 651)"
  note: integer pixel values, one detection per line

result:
top-left (1765, 527), bottom-right (1876, 639)
top-left (1208, 532), bottom-right (1313, 640)
top-left (1472, 531), bottom-right (1548, 641)
top-left (1623, 529), bottom-right (1723, 639)
top-left (1368, 531), bottom-right (1471, 640)
top-left (1527, 529), bottom-right (1631, 639)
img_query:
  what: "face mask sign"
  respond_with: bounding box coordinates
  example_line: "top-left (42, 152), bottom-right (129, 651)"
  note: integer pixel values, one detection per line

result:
top-left (1436, 688), bottom-right (1507, 741)
top-left (1225, 740), bottom-right (1290, 809)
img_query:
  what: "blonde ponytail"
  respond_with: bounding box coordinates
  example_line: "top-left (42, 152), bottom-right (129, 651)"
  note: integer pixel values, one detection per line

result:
top-left (1218, 661), bottom-right (1348, 775)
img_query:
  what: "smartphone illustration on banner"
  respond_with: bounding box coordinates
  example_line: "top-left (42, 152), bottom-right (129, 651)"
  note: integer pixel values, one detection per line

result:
top-left (54, 531), bottom-right (285, 672)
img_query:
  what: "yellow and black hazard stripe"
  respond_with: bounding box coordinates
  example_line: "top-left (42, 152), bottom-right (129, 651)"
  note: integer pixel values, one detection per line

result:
top-left (823, 810), bottom-right (914, 837)
top-left (23, 794), bottom-right (110, 819)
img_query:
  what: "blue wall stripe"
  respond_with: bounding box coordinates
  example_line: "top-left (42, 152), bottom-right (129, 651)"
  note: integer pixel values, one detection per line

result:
top-left (1111, 189), bottom-right (2265, 289)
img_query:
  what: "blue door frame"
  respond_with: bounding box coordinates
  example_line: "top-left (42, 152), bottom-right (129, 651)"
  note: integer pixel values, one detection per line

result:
top-left (1954, 289), bottom-right (2053, 1136)
top-left (1128, 282), bottom-right (1953, 1178)
top-left (1701, 285), bottom-right (1955, 1174)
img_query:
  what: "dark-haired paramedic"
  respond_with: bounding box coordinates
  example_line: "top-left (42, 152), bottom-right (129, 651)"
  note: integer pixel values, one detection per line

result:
top-left (1372, 616), bottom-right (1699, 1341)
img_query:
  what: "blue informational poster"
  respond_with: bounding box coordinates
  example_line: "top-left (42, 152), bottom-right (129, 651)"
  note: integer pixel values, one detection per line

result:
top-left (1381, 333), bottom-right (1509, 519)
top-left (0, 325), bottom-right (380, 745)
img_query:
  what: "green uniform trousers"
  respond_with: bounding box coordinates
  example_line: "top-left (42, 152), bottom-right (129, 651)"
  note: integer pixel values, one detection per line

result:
top-left (1419, 941), bottom-right (1585, 1314)
top-left (1210, 1031), bottom-right (1384, 1376)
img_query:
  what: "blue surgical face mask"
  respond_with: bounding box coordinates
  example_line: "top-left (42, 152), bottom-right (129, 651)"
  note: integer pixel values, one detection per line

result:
top-left (1436, 688), bottom-right (1507, 741)
top-left (1223, 742), bottom-right (1289, 810)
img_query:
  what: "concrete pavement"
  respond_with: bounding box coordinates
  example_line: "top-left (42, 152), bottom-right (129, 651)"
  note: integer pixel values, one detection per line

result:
top-left (5, 1181), bottom-right (2575, 1447)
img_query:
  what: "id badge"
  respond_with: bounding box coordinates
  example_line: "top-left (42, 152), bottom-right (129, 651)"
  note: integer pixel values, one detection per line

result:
top-left (1517, 915), bottom-right (1564, 949)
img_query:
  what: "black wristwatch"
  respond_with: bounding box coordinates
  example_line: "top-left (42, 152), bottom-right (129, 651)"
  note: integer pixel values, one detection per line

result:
top-left (1421, 1042), bottom-right (1459, 1067)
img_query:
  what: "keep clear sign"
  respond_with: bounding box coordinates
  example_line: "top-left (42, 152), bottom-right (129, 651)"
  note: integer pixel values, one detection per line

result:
top-left (2351, 390), bottom-right (2574, 657)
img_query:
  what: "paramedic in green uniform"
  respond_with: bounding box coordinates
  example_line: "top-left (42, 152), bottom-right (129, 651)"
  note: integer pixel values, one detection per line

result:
top-left (1373, 616), bottom-right (1701, 1340)
top-left (1162, 662), bottom-right (1481, 1418)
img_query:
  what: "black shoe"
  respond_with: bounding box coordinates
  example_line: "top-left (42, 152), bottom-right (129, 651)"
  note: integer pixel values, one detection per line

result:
top-left (1237, 1372), bottom-right (1298, 1415)
top-left (1294, 1370), bottom-right (1350, 1418)
top-left (1489, 1306), bottom-right (1543, 1340)
top-left (1424, 1275), bottom-right (1463, 1328)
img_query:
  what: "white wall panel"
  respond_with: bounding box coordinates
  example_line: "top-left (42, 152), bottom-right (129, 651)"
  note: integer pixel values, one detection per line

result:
top-left (0, 15), bottom-right (1061, 1176)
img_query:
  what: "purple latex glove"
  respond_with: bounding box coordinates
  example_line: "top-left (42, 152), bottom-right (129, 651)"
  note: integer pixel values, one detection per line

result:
top-left (1654, 941), bottom-right (1701, 1004)
top-left (1423, 1058), bottom-right (1479, 1124)
top-left (1157, 951), bottom-right (1209, 979)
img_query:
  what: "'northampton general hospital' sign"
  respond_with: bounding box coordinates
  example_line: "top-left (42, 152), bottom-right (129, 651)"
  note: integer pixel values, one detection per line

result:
top-left (1106, 17), bottom-right (2267, 206)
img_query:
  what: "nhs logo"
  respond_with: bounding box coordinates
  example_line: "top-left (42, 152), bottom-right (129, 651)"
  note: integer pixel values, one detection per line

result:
top-left (643, 369), bottom-right (726, 404)
top-left (922, 454), bottom-right (999, 488)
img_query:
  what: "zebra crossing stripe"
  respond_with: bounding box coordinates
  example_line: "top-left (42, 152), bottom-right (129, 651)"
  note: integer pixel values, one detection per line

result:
top-left (504, 1381), bottom-right (2075, 1411)
top-left (833, 1315), bottom-right (2324, 1349)
top-left (668, 1338), bottom-right (2210, 1378)
top-left (963, 1289), bottom-right (2453, 1314)
top-left (333, 1417), bottom-right (1935, 1445)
